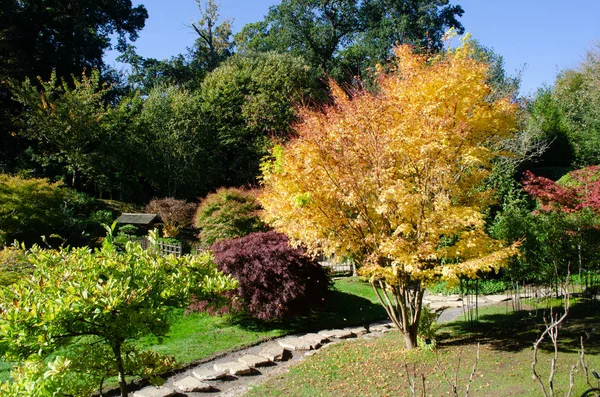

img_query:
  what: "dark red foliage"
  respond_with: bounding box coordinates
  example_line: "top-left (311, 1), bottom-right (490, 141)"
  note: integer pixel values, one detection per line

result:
top-left (186, 290), bottom-right (243, 316)
top-left (521, 167), bottom-right (600, 213)
top-left (211, 231), bottom-right (331, 320)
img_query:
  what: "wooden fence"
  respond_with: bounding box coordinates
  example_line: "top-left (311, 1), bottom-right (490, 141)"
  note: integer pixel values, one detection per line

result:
top-left (319, 259), bottom-right (355, 276)
top-left (131, 237), bottom-right (183, 257)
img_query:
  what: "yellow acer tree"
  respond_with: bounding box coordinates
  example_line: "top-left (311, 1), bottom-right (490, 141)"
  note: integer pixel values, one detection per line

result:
top-left (260, 39), bottom-right (520, 349)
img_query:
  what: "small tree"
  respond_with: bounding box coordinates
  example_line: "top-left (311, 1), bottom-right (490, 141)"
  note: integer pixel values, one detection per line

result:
top-left (0, 238), bottom-right (236, 397)
top-left (260, 38), bottom-right (519, 349)
top-left (146, 197), bottom-right (196, 238)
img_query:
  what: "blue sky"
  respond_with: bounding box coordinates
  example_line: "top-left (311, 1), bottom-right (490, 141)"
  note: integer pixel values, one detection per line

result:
top-left (105, 0), bottom-right (600, 97)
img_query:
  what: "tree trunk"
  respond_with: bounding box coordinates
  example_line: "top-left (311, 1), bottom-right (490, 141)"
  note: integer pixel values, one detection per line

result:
top-left (403, 327), bottom-right (418, 350)
top-left (110, 340), bottom-right (128, 397)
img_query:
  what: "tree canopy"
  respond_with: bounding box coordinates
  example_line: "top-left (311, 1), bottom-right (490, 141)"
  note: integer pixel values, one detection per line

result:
top-left (235, 0), bottom-right (464, 81)
top-left (260, 39), bottom-right (519, 348)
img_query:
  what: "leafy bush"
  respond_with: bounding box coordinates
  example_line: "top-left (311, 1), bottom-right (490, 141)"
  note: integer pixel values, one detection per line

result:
top-left (427, 279), bottom-right (510, 295)
top-left (195, 187), bottom-right (269, 248)
top-left (0, 174), bottom-right (110, 247)
top-left (211, 231), bottom-right (331, 320)
top-left (0, 239), bottom-right (237, 396)
top-left (417, 305), bottom-right (441, 350)
top-left (146, 197), bottom-right (196, 238)
top-left (0, 247), bottom-right (31, 286)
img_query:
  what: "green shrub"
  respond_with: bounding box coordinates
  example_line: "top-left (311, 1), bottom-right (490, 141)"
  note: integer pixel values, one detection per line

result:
top-left (0, 240), bottom-right (237, 396)
top-left (417, 305), bottom-right (440, 349)
top-left (428, 279), bottom-right (510, 295)
top-left (0, 247), bottom-right (30, 286)
top-left (195, 187), bottom-right (269, 248)
top-left (0, 174), bottom-right (111, 247)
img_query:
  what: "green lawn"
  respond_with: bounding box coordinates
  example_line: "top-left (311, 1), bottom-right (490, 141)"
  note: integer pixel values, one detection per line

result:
top-left (247, 299), bottom-right (600, 397)
top-left (136, 277), bottom-right (385, 363)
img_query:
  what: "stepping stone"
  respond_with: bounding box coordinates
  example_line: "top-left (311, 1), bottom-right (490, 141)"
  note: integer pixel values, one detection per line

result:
top-left (214, 361), bottom-right (255, 376)
top-left (192, 368), bottom-right (228, 381)
top-left (173, 376), bottom-right (213, 393)
top-left (363, 331), bottom-right (385, 339)
top-left (238, 354), bottom-right (272, 368)
top-left (133, 386), bottom-right (177, 397)
top-left (258, 345), bottom-right (291, 361)
top-left (369, 323), bottom-right (391, 332)
top-left (318, 329), bottom-right (354, 339)
top-left (278, 336), bottom-right (319, 351)
top-left (300, 333), bottom-right (330, 344)
top-left (485, 295), bottom-right (511, 303)
top-left (344, 326), bottom-right (368, 336)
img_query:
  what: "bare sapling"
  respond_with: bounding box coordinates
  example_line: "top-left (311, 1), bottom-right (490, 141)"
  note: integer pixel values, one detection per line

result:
top-left (531, 273), bottom-right (571, 397)
top-left (436, 343), bottom-right (481, 397)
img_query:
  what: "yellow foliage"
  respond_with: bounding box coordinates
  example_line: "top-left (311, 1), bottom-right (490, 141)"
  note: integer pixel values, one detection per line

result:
top-left (260, 40), bottom-right (519, 286)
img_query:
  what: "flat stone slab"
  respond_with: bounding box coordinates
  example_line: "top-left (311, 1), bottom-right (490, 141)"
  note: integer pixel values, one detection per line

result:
top-left (173, 376), bottom-right (213, 393)
top-left (363, 331), bottom-right (385, 339)
top-left (425, 294), bottom-right (461, 302)
top-left (214, 361), bottom-right (254, 376)
top-left (318, 329), bottom-right (354, 339)
top-left (484, 295), bottom-right (511, 303)
top-left (300, 333), bottom-right (330, 344)
top-left (278, 336), bottom-right (319, 351)
top-left (133, 386), bottom-right (177, 397)
top-left (344, 326), bottom-right (368, 336)
top-left (258, 345), bottom-right (291, 361)
top-left (192, 368), bottom-right (228, 381)
top-left (369, 324), bottom-right (391, 332)
top-left (238, 354), bottom-right (272, 367)
top-left (426, 301), bottom-right (460, 309)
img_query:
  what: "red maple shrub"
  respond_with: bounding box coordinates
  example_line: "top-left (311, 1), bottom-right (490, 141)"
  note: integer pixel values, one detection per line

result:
top-left (522, 166), bottom-right (600, 213)
top-left (211, 231), bottom-right (331, 320)
top-left (146, 197), bottom-right (196, 237)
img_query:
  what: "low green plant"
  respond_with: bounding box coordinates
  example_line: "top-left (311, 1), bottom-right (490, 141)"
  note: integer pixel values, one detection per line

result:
top-left (417, 305), bottom-right (441, 350)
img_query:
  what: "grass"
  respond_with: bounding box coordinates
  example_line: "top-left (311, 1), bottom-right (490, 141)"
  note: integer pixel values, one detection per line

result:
top-left (247, 298), bottom-right (600, 397)
top-left (136, 277), bottom-right (385, 364)
top-left (0, 277), bottom-right (384, 382)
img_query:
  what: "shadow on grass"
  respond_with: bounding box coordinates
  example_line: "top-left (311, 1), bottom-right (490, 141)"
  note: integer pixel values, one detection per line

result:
top-left (440, 298), bottom-right (600, 354)
top-left (227, 289), bottom-right (387, 334)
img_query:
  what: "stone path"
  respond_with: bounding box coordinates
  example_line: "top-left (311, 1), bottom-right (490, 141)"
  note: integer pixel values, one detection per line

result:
top-left (131, 292), bottom-right (512, 397)
top-left (131, 320), bottom-right (395, 397)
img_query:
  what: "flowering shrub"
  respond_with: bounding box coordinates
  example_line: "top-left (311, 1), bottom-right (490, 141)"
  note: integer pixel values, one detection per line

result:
top-left (211, 231), bottom-right (331, 320)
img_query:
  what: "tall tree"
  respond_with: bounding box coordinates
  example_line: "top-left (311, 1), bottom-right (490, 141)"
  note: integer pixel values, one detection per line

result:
top-left (7, 70), bottom-right (112, 188)
top-left (201, 51), bottom-right (320, 187)
top-left (0, 0), bottom-right (147, 173)
top-left (260, 40), bottom-right (518, 349)
top-left (191, 0), bottom-right (234, 72)
top-left (137, 84), bottom-right (220, 199)
top-left (0, 0), bottom-right (147, 82)
top-left (235, 0), bottom-right (463, 81)
top-left (554, 45), bottom-right (600, 167)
